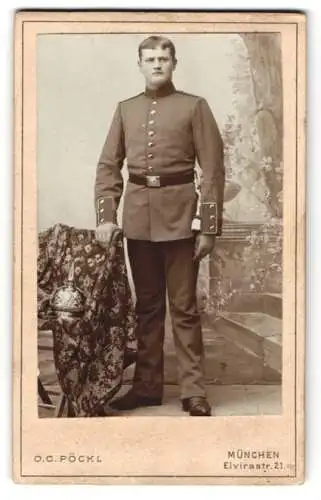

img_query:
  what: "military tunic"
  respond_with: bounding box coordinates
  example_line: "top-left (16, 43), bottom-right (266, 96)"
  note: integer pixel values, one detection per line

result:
top-left (95, 81), bottom-right (225, 241)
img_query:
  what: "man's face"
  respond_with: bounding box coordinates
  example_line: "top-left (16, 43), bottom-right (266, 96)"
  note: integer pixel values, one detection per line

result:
top-left (138, 47), bottom-right (177, 88)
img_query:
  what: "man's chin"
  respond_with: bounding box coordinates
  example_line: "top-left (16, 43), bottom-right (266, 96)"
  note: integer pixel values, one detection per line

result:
top-left (150, 76), bottom-right (168, 86)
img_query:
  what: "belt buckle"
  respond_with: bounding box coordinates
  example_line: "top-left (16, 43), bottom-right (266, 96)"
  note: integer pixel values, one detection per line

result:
top-left (146, 175), bottom-right (161, 188)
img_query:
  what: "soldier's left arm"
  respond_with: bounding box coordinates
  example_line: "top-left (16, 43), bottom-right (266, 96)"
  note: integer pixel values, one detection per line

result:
top-left (192, 97), bottom-right (225, 238)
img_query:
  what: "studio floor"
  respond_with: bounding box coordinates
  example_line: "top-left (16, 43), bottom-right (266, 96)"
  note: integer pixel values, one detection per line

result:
top-left (39, 383), bottom-right (282, 418)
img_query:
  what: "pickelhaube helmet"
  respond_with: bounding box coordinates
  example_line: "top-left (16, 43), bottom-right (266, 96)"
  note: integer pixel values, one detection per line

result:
top-left (51, 262), bottom-right (85, 316)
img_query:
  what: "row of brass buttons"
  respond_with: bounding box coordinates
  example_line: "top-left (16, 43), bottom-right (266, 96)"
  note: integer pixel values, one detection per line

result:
top-left (147, 101), bottom-right (157, 171)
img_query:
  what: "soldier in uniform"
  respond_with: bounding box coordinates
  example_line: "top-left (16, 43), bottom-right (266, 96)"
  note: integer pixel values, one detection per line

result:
top-left (95, 35), bottom-right (225, 416)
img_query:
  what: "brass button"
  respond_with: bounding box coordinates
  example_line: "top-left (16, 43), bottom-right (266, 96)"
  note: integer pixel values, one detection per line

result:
top-left (100, 208), bottom-right (104, 213)
top-left (148, 153), bottom-right (153, 159)
top-left (209, 225), bottom-right (215, 230)
top-left (148, 130), bottom-right (155, 137)
top-left (99, 199), bottom-right (104, 205)
top-left (152, 100), bottom-right (157, 105)
top-left (148, 165), bottom-right (153, 170)
top-left (148, 141), bottom-right (154, 147)
top-left (149, 120), bottom-right (155, 125)
top-left (100, 217), bottom-right (105, 223)
top-left (150, 109), bottom-right (156, 115)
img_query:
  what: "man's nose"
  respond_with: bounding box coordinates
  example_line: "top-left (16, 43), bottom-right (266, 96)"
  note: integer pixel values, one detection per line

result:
top-left (153, 59), bottom-right (161, 68)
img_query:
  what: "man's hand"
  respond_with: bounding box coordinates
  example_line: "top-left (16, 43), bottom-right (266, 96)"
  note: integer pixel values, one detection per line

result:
top-left (194, 234), bottom-right (216, 262)
top-left (95, 222), bottom-right (119, 247)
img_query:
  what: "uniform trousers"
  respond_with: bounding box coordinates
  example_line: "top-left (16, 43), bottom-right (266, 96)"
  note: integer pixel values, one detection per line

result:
top-left (127, 237), bottom-right (206, 400)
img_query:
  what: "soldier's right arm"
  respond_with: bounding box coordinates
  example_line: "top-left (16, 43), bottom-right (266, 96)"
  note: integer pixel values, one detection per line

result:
top-left (94, 103), bottom-right (125, 244)
top-left (94, 103), bottom-right (125, 226)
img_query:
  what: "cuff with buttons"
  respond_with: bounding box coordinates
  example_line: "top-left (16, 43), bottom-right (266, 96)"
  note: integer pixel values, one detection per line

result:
top-left (200, 202), bottom-right (218, 235)
top-left (96, 196), bottom-right (116, 226)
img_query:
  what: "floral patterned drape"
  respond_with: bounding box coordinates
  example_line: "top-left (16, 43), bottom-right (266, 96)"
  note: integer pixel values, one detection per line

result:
top-left (38, 223), bottom-right (137, 417)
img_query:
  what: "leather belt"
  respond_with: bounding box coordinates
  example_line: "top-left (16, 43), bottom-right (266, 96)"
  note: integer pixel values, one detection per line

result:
top-left (128, 172), bottom-right (194, 188)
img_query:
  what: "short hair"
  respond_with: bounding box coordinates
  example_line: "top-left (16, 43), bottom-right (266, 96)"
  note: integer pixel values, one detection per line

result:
top-left (138, 36), bottom-right (176, 61)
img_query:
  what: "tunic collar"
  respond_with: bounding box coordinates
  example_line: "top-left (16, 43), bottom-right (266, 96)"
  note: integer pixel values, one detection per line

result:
top-left (144, 81), bottom-right (176, 98)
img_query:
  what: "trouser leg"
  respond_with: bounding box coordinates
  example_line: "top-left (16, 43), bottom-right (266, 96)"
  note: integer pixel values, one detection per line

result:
top-left (165, 237), bottom-right (206, 399)
top-left (127, 239), bottom-right (166, 399)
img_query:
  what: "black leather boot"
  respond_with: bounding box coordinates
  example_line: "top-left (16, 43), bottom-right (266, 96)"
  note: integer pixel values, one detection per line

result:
top-left (110, 389), bottom-right (162, 411)
top-left (181, 396), bottom-right (212, 416)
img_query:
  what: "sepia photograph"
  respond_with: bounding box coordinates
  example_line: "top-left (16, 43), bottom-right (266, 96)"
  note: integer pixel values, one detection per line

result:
top-left (13, 11), bottom-right (305, 484)
top-left (37, 31), bottom-right (283, 419)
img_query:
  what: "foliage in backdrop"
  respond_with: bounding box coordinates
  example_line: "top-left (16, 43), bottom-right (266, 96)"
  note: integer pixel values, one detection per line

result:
top-left (198, 34), bottom-right (283, 318)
